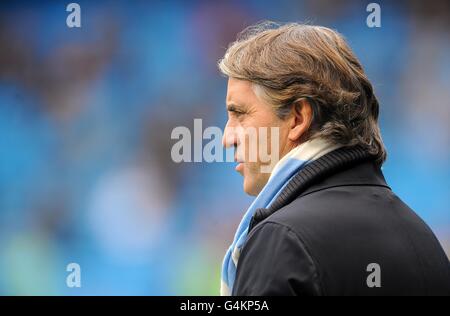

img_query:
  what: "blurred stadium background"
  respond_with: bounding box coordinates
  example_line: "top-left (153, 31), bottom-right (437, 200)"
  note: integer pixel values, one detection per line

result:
top-left (0, 0), bottom-right (449, 295)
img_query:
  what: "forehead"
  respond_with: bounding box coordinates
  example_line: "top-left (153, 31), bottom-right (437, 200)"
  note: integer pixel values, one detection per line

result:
top-left (226, 78), bottom-right (258, 105)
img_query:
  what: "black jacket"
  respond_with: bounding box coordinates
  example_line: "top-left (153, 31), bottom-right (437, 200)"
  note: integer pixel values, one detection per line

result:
top-left (232, 146), bottom-right (450, 296)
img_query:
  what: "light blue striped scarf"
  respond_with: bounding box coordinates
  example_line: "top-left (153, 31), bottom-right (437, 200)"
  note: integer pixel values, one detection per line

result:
top-left (220, 138), bottom-right (341, 295)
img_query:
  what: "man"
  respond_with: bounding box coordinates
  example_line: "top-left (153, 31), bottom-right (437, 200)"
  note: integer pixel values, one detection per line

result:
top-left (218, 22), bottom-right (450, 296)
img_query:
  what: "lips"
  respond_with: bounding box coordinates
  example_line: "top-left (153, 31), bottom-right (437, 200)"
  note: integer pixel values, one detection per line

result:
top-left (234, 152), bottom-right (245, 163)
top-left (234, 154), bottom-right (244, 172)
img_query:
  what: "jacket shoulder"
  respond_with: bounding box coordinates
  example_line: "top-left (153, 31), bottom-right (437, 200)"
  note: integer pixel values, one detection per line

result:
top-left (257, 185), bottom-right (450, 295)
top-left (233, 221), bottom-right (324, 296)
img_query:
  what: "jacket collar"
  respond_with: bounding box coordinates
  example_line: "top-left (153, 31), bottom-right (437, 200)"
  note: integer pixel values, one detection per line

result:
top-left (249, 145), bottom-right (390, 231)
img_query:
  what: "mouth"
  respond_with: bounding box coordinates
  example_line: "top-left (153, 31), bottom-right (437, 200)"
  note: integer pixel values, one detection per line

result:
top-left (234, 155), bottom-right (244, 172)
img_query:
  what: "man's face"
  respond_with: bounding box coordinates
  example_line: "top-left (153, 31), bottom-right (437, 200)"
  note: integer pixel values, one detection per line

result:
top-left (222, 78), bottom-right (293, 196)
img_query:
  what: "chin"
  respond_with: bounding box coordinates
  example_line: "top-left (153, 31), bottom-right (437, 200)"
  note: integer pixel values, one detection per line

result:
top-left (243, 178), bottom-right (261, 196)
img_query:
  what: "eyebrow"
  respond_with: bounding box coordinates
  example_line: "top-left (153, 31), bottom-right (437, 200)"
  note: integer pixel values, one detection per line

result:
top-left (226, 103), bottom-right (245, 112)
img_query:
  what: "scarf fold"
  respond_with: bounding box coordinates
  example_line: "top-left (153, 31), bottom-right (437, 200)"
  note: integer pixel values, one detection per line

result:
top-left (220, 137), bottom-right (341, 296)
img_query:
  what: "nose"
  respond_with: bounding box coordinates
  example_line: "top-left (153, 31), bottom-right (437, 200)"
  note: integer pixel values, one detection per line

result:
top-left (222, 120), bottom-right (238, 149)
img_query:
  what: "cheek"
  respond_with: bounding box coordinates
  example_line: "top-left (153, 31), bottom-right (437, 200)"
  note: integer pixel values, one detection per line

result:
top-left (275, 122), bottom-right (290, 149)
top-left (281, 121), bottom-right (292, 140)
top-left (238, 114), bottom-right (285, 162)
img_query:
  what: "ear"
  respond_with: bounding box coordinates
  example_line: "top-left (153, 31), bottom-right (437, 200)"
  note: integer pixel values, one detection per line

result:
top-left (288, 98), bottom-right (313, 143)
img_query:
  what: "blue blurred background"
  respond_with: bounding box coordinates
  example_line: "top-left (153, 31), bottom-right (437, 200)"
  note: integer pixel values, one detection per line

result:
top-left (0, 0), bottom-right (449, 295)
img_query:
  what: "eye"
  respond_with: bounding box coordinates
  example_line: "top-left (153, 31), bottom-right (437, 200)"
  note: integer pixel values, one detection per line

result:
top-left (228, 108), bottom-right (246, 117)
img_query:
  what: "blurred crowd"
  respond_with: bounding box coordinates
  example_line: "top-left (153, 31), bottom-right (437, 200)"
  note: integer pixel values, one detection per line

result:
top-left (0, 0), bottom-right (449, 295)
